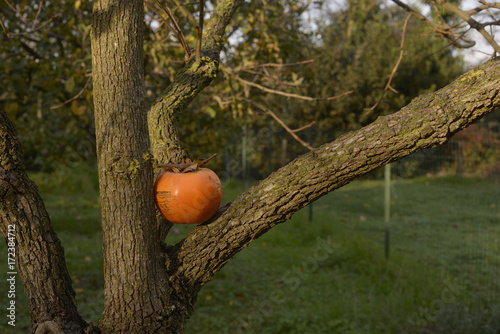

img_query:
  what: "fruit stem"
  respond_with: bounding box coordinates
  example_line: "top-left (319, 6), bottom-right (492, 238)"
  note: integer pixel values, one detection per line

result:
top-left (201, 153), bottom-right (218, 166)
top-left (157, 153), bottom-right (218, 172)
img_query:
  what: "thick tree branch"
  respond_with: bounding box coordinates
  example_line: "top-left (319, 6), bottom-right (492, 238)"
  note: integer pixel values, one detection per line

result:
top-left (169, 59), bottom-right (500, 305)
top-left (147, 0), bottom-right (245, 164)
top-left (91, 1), bottom-right (171, 332)
top-left (0, 108), bottom-right (96, 333)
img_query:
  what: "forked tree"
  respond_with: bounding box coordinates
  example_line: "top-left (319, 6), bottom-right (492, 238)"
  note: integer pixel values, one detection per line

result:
top-left (1, 0), bottom-right (500, 333)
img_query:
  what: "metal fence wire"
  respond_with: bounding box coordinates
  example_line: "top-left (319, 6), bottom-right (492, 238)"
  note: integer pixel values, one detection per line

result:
top-left (222, 112), bottom-right (499, 315)
top-left (387, 119), bottom-right (500, 306)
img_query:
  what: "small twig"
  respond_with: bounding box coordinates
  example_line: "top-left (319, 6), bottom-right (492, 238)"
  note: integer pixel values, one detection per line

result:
top-left (391, 0), bottom-right (475, 48)
top-left (145, 0), bottom-right (191, 61)
top-left (430, 0), bottom-right (449, 29)
top-left (224, 58), bottom-right (352, 103)
top-left (325, 90), bottom-right (355, 101)
top-left (420, 27), bottom-right (477, 60)
top-left (31, 0), bottom-right (44, 31)
top-left (145, 1), bottom-right (176, 32)
top-left (437, 0), bottom-right (500, 54)
top-left (250, 101), bottom-right (314, 151)
top-left (8, 14), bottom-right (59, 37)
top-left (202, 152), bottom-right (217, 165)
top-left (19, 40), bottom-right (41, 58)
top-left (3, 0), bottom-right (59, 36)
top-left (0, 18), bottom-right (9, 39)
top-left (196, 0), bottom-right (204, 62)
top-left (4, 0), bottom-right (23, 19)
top-left (232, 73), bottom-right (352, 102)
top-left (234, 57), bottom-right (320, 72)
top-left (240, 69), bottom-right (307, 88)
top-left (156, 0), bottom-right (191, 61)
top-left (468, 2), bottom-right (500, 15)
top-left (171, 0), bottom-right (198, 26)
top-left (363, 13), bottom-right (411, 117)
top-left (50, 76), bottom-right (92, 110)
top-left (28, 14), bottom-right (58, 33)
top-left (291, 121), bottom-right (316, 133)
top-left (482, 19), bottom-right (500, 27)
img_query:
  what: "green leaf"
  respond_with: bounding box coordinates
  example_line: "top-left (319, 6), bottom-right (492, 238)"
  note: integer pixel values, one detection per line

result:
top-left (205, 106), bottom-right (217, 118)
top-left (65, 76), bottom-right (76, 94)
top-left (5, 102), bottom-right (19, 118)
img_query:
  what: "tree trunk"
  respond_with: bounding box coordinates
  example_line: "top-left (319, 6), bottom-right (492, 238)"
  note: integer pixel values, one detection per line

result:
top-left (0, 110), bottom-right (96, 333)
top-left (90, 0), bottom-right (172, 332)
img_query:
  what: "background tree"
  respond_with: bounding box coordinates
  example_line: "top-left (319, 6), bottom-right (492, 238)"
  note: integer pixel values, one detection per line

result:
top-left (0, 0), bottom-right (94, 170)
top-left (1, 0), bottom-right (500, 333)
top-left (0, 0), bottom-right (467, 174)
top-left (306, 0), bottom-right (464, 130)
top-left (178, 0), bottom-right (466, 177)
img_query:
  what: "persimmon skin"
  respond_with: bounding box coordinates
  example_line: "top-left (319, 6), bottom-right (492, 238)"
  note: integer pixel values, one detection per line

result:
top-left (154, 168), bottom-right (222, 224)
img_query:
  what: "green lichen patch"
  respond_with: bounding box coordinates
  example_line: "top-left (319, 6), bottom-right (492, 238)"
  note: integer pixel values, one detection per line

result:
top-left (106, 155), bottom-right (149, 180)
top-left (127, 158), bottom-right (141, 179)
top-left (459, 68), bottom-right (485, 84)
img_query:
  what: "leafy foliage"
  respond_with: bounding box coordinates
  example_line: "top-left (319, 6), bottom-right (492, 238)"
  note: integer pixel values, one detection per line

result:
top-left (1, 0), bottom-right (463, 174)
top-left (0, 0), bottom-right (94, 170)
top-left (180, 0), bottom-right (464, 178)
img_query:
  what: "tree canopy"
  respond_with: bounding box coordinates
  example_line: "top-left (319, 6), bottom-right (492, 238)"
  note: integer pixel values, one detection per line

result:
top-left (1, 0), bottom-right (467, 173)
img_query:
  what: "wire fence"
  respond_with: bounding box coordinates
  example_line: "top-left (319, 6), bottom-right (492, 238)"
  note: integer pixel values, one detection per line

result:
top-left (221, 113), bottom-right (499, 312)
top-left (386, 124), bottom-right (500, 303)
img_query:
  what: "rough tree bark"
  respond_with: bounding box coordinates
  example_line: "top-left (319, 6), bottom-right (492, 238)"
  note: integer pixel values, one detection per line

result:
top-left (147, 0), bottom-right (244, 164)
top-left (90, 0), bottom-right (172, 333)
top-left (0, 113), bottom-right (96, 333)
top-left (0, 0), bottom-right (499, 332)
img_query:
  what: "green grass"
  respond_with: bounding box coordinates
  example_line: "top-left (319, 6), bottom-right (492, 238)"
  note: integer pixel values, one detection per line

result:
top-left (0, 165), bottom-right (499, 333)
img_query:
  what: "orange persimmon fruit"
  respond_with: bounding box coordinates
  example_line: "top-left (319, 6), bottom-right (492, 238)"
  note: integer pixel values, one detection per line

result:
top-left (154, 167), bottom-right (222, 224)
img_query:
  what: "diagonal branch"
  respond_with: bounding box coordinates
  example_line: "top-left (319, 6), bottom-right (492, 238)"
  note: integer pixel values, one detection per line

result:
top-left (31, 0), bottom-right (44, 31)
top-left (234, 57), bottom-right (320, 72)
top-left (168, 58), bottom-right (500, 305)
top-left (147, 0), bottom-right (245, 164)
top-left (468, 1), bottom-right (500, 15)
top-left (170, 0), bottom-right (198, 26)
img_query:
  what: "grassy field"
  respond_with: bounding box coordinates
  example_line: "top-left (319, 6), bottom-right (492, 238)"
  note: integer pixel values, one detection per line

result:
top-left (0, 164), bottom-right (499, 333)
